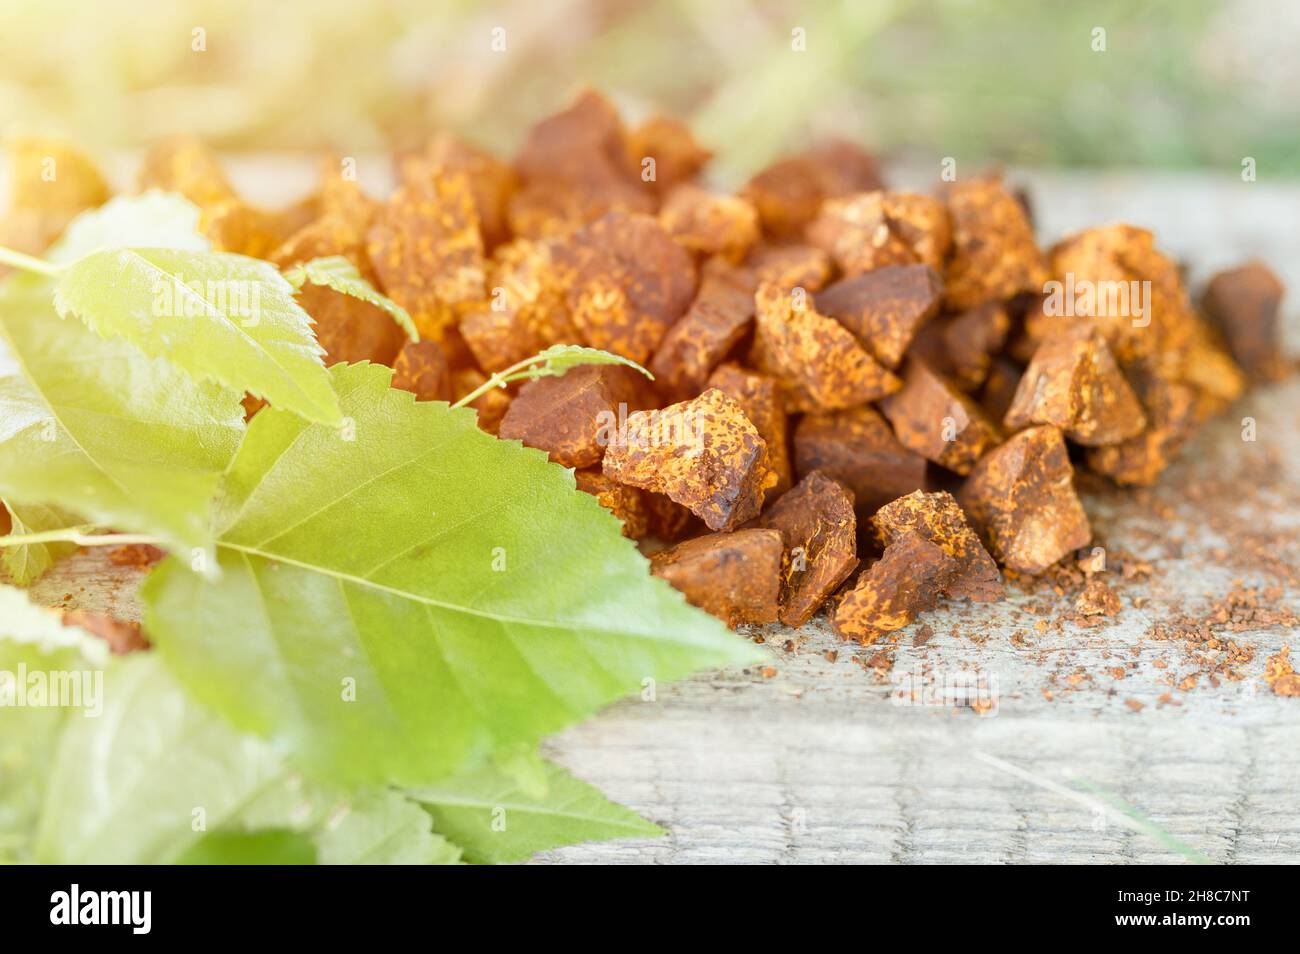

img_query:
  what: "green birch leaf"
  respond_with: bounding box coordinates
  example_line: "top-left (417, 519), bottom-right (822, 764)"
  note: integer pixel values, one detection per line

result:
top-left (34, 653), bottom-right (286, 863)
top-left (221, 777), bottom-right (461, 865)
top-left (283, 255), bottom-right (418, 343)
top-left (412, 760), bottom-right (663, 864)
top-left (490, 746), bottom-right (551, 800)
top-left (509, 343), bottom-right (653, 383)
top-left (310, 790), bottom-right (461, 865)
top-left (53, 247), bottom-right (342, 424)
top-left (0, 274), bottom-right (245, 559)
top-left (141, 362), bottom-right (763, 788)
top-left (176, 829), bottom-right (318, 865)
top-left (47, 191), bottom-right (209, 263)
top-left (2, 500), bottom-right (79, 585)
top-left (32, 652), bottom-right (455, 865)
top-left (0, 584), bottom-right (108, 862)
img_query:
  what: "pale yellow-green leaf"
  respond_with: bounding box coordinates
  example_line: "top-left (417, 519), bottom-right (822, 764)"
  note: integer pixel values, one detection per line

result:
top-left (1, 500), bottom-right (79, 586)
top-left (142, 362), bottom-right (764, 788)
top-left (0, 584), bottom-right (107, 862)
top-left (46, 191), bottom-right (210, 263)
top-left (54, 247), bottom-right (341, 424)
top-left (283, 255), bottom-right (418, 343)
top-left (32, 652), bottom-right (456, 865)
top-left (412, 760), bottom-right (663, 864)
top-left (0, 273), bottom-right (245, 559)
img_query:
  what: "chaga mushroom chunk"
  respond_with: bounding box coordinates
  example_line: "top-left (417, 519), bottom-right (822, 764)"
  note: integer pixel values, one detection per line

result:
top-left (707, 363), bottom-right (792, 498)
top-left (878, 358), bottom-right (1000, 475)
top-left (399, 133), bottom-right (519, 251)
top-left (202, 201), bottom-right (294, 260)
top-left (1041, 223), bottom-right (1193, 362)
top-left (742, 138), bottom-right (883, 240)
top-left (460, 238), bottom-right (578, 373)
top-left (831, 531), bottom-right (958, 645)
top-left (602, 388), bottom-right (775, 531)
top-left (752, 283), bottom-right (902, 410)
top-left (793, 404), bottom-right (928, 518)
top-left (871, 490), bottom-right (1003, 602)
top-left (650, 261), bottom-right (756, 401)
top-left (560, 210), bottom-right (698, 364)
top-left (391, 340), bottom-right (452, 403)
top-left (507, 90), bottom-right (652, 239)
top-left (1085, 363), bottom-right (1199, 486)
top-left (944, 177), bottom-right (1048, 310)
top-left (366, 171), bottom-right (487, 344)
top-left (909, 302), bottom-right (1011, 391)
top-left (272, 218), bottom-right (407, 368)
top-left (980, 355), bottom-right (1024, 423)
top-left (1202, 261), bottom-right (1287, 382)
top-left (574, 468), bottom-right (651, 539)
top-left (659, 185), bottom-right (760, 262)
top-left (651, 528), bottom-right (783, 627)
top-left (497, 364), bottom-right (654, 469)
top-left (1181, 319), bottom-right (1246, 421)
top-left (626, 115), bottom-right (712, 198)
top-left (1003, 323), bottom-right (1147, 445)
top-left (516, 89), bottom-right (640, 189)
top-left (745, 242), bottom-right (833, 292)
top-left (137, 135), bottom-right (236, 210)
top-left (806, 191), bottom-right (951, 277)
top-left (752, 471), bottom-right (859, 626)
top-left (816, 264), bottom-right (944, 368)
top-left (957, 425), bottom-right (1091, 574)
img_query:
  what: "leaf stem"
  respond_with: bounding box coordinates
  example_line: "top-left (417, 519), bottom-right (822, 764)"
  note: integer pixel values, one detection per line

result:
top-left (0, 245), bottom-right (65, 278)
top-left (451, 354), bottom-right (542, 409)
top-left (449, 345), bottom-right (650, 409)
top-left (0, 526), bottom-right (161, 548)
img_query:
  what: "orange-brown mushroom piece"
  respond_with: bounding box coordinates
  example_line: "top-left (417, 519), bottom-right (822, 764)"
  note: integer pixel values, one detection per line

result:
top-left (752, 283), bottom-right (902, 411)
top-left (878, 358), bottom-right (1001, 475)
top-left (752, 471), bottom-right (859, 627)
top-left (871, 490), bottom-right (1003, 602)
top-left (1003, 323), bottom-right (1147, 445)
top-left (957, 425), bottom-right (1091, 574)
top-left (793, 404), bottom-right (928, 518)
top-left (944, 177), bottom-right (1048, 310)
top-left (601, 387), bottom-right (775, 531)
top-left (815, 264), bottom-right (944, 368)
top-left (497, 364), bottom-right (654, 469)
top-left (831, 531), bottom-right (959, 645)
top-left (651, 528), bottom-right (784, 627)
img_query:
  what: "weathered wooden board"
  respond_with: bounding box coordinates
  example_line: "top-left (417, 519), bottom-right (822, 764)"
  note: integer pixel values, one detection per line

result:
top-left (18, 167), bottom-right (1300, 864)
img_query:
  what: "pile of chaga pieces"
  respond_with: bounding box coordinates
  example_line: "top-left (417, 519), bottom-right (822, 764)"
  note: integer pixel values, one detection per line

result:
top-left (11, 90), bottom-right (1286, 643)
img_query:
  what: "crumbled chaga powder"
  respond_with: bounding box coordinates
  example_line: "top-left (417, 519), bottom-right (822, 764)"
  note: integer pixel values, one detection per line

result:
top-left (1072, 579), bottom-right (1121, 619)
top-left (1146, 587), bottom-right (1299, 688)
top-left (1264, 647), bottom-right (1300, 697)
top-left (106, 89), bottom-right (1292, 652)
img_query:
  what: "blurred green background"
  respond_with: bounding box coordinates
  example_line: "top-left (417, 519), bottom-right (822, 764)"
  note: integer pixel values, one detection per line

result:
top-left (0, 0), bottom-right (1295, 182)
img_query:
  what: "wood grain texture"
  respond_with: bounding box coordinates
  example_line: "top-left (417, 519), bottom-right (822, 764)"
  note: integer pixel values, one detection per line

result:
top-left (17, 168), bottom-right (1300, 864)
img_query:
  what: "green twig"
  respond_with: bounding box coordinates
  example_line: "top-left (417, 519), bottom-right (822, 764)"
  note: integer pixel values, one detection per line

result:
top-left (450, 355), bottom-right (535, 409)
top-left (0, 526), bottom-right (161, 548)
top-left (0, 245), bottom-right (65, 278)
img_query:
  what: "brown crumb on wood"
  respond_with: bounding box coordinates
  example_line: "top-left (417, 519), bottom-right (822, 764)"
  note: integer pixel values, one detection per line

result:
top-left (1264, 646), bottom-right (1300, 697)
top-left (1073, 579), bottom-right (1121, 618)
